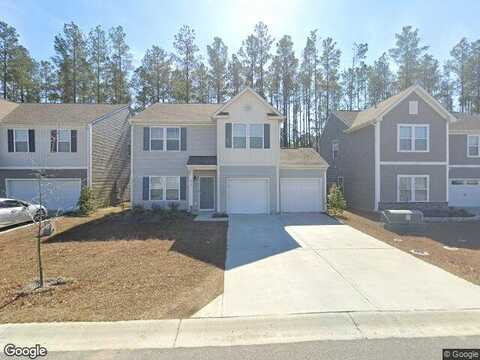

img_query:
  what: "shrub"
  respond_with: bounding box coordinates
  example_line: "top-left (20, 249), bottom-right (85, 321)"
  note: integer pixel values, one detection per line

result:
top-left (327, 184), bottom-right (347, 216)
top-left (77, 186), bottom-right (96, 215)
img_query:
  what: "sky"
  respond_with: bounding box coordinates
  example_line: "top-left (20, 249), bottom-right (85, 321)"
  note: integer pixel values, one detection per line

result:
top-left (2, 0), bottom-right (480, 69)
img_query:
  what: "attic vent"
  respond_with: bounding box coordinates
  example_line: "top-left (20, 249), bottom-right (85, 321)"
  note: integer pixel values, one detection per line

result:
top-left (218, 111), bottom-right (229, 116)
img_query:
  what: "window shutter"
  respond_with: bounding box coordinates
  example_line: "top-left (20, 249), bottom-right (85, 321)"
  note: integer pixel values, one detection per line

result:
top-left (142, 177), bottom-right (150, 200)
top-left (225, 123), bottom-right (232, 148)
top-left (7, 129), bottom-right (14, 152)
top-left (181, 128), bottom-right (187, 151)
top-left (71, 130), bottom-right (77, 152)
top-left (50, 130), bottom-right (57, 152)
top-left (143, 127), bottom-right (150, 151)
top-left (28, 129), bottom-right (35, 152)
top-left (263, 124), bottom-right (270, 149)
top-left (180, 176), bottom-right (187, 200)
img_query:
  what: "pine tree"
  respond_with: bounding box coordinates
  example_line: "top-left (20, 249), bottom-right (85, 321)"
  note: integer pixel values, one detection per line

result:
top-left (173, 25), bottom-right (198, 103)
top-left (108, 26), bottom-right (132, 104)
top-left (227, 53), bottom-right (243, 96)
top-left (38, 60), bottom-right (57, 103)
top-left (193, 59), bottom-right (210, 103)
top-left (418, 54), bottom-right (441, 97)
top-left (88, 25), bottom-right (110, 103)
top-left (449, 38), bottom-right (471, 112)
top-left (207, 37), bottom-right (228, 103)
top-left (0, 21), bottom-right (20, 99)
top-left (367, 53), bottom-right (394, 106)
top-left (320, 37), bottom-right (341, 134)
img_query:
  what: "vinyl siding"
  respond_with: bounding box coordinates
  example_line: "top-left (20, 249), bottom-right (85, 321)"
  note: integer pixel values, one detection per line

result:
top-left (449, 134), bottom-right (480, 165)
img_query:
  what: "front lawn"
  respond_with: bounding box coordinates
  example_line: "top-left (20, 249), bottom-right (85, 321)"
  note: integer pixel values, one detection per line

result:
top-left (0, 207), bottom-right (227, 323)
top-left (341, 210), bottom-right (480, 285)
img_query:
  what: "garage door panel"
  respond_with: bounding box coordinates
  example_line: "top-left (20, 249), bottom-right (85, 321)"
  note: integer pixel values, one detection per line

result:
top-left (449, 179), bottom-right (480, 207)
top-left (227, 178), bottom-right (269, 214)
top-left (281, 178), bottom-right (323, 213)
top-left (7, 179), bottom-right (82, 211)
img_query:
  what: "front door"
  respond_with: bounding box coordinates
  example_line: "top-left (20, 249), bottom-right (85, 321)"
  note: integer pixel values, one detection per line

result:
top-left (199, 177), bottom-right (215, 210)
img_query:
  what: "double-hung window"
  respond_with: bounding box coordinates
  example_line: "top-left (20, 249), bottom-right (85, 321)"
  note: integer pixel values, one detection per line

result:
top-left (467, 135), bottom-right (480, 157)
top-left (57, 129), bottom-right (72, 152)
top-left (150, 127), bottom-right (180, 151)
top-left (149, 176), bottom-right (179, 201)
top-left (398, 175), bottom-right (429, 203)
top-left (233, 124), bottom-right (247, 149)
top-left (14, 129), bottom-right (29, 152)
top-left (166, 128), bottom-right (180, 151)
top-left (332, 141), bottom-right (339, 160)
top-left (249, 124), bottom-right (264, 149)
top-left (150, 128), bottom-right (164, 151)
top-left (398, 124), bottom-right (429, 152)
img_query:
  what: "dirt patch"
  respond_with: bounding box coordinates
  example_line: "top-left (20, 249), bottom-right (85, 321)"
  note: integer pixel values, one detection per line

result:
top-left (340, 210), bottom-right (480, 285)
top-left (0, 207), bottom-right (227, 323)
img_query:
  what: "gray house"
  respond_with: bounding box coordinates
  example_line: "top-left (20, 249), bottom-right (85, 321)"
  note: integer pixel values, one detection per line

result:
top-left (0, 99), bottom-right (130, 211)
top-left (130, 87), bottom-right (329, 214)
top-left (320, 85), bottom-right (480, 212)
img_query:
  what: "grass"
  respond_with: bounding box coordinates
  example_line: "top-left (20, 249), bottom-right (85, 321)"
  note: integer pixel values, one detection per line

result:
top-left (0, 207), bottom-right (227, 323)
top-left (341, 209), bottom-right (480, 285)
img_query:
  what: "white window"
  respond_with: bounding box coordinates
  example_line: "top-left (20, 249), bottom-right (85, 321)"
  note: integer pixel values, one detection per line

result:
top-left (14, 129), bottom-right (29, 152)
top-left (166, 128), bottom-right (180, 151)
top-left (398, 124), bottom-right (429, 152)
top-left (249, 124), bottom-right (264, 149)
top-left (398, 175), bottom-right (429, 203)
top-left (57, 129), bottom-right (72, 152)
top-left (233, 124), bottom-right (247, 149)
top-left (150, 127), bottom-right (181, 151)
top-left (150, 176), bottom-right (165, 200)
top-left (467, 135), bottom-right (480, 157)
top-left (409, 101), bottom-right (418, 115)
top-left (149, 176), bottom-right (179, 200)
top-left (332, 141), bottom-right (339, 160)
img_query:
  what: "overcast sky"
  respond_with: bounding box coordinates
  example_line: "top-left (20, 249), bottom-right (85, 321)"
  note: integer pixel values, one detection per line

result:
top-left (2, 0), bottom-right (480, 69)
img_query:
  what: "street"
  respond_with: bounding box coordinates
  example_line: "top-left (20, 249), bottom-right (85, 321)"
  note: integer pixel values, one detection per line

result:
top-left (30, 336), bottom-right (480, 360)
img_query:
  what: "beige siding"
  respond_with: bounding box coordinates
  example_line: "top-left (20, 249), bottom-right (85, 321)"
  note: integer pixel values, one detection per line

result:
top-left (91, 107), bottom-right (130, 206)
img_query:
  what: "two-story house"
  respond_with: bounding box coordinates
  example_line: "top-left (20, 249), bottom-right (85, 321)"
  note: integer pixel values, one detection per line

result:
top-left (320, 84), bottom-right (480, 212)
top-left (130, 87), bottom-right (329, 214)
top-left (0, 99), bottom-right (131, 211)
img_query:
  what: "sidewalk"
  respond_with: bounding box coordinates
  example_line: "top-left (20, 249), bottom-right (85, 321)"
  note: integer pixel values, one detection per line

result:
top-left (1, 310), bottom-right (480, 352)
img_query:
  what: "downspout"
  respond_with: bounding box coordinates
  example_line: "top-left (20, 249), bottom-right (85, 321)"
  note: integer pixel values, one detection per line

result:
top-left (374, 120), bottom-right (381, 211)
top-left (88, 123), bottom-right (93, 187)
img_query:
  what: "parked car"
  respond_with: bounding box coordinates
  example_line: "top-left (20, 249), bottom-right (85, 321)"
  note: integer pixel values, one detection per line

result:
top-left (0, 198), bottom-right (47, 228)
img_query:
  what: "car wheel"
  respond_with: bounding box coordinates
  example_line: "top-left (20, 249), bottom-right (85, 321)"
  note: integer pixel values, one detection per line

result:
top-left (34, 209), bottom-right (46, 222)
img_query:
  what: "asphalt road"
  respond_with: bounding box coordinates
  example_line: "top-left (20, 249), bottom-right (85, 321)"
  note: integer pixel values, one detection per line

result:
top-left (25, 336), bottom-right (480, 360)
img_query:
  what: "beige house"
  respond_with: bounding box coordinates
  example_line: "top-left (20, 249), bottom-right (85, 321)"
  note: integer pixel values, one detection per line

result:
top-left (130, 87), bottom-right (329, 213)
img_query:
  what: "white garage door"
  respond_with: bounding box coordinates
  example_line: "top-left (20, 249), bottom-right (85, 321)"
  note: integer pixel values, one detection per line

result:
top-left (227, 178), bottom-right (269, 214)
top-left (281, 178), bottom-right (323, 213)
top-left (449, 179), bottom-right (480, 207)
top-left (7, 179), bottom-right (82, 211)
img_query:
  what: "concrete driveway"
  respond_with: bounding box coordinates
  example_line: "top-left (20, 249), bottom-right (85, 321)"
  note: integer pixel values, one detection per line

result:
top-left (215, 213), bottom-right (480, 317)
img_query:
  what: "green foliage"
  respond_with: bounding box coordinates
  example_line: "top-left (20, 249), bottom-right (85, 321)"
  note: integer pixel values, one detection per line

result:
top-left (327, 184), bottom-right (347, 217)
top-left (77, 186), bottom-right (96, 216)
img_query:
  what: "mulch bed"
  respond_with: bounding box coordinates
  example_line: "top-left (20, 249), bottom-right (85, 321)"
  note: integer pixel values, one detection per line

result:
top-left (0, 208), bottom-right (227, 323)
top-left (341, 210), bottom-right (480, 285)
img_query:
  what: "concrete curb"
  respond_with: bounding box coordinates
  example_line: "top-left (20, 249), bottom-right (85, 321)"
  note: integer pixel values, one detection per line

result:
top-left (1, 310), bottom-right (480, 352)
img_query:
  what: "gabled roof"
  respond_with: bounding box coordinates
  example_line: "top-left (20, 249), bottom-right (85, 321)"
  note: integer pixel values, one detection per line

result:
top-left (131, 103), bottom-right (222, 124)
top-left (212, 86), bottom-right (283, 118)
top-left (450, 112), bottom-right (480, 132)
top-left (332, 110), bottom-right (360, 128)
top-left (0, 102), bottom-right (127, 126)
top-left (0, 99), bottom-right (19, 120)
top-left (342, 85), bottom-right (455, 133)
top-left (280, 148), bottom-right (329, 168)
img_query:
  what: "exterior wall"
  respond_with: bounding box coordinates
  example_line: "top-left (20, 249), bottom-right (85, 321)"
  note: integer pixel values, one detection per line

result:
top-left (0, 169), bottom-right (87, 197)
top-left (0, 125), bottom-right (88, 168)
top-left (449, 134), bottom-right (480, 165)
top-left (280, 168), bottom-right (325, 178)
top-left (380, 92), bottom-right (448, 162)
top-left (319, 114), bottom-right (348, 185)
top-left (380, 164), bottom-right (447, 206)
top-left (217, 91), bottom-right (281, 166)
top-left (91, 107), bottom-right (130, 206)
top-left (192, 170), bottom-right (217, 212)
top-left (449, 167), bottom-right (480, 179)
top-left (131, 124), bottom-right (216, 208)
top-left (219, 165), bottom-right (277, 213)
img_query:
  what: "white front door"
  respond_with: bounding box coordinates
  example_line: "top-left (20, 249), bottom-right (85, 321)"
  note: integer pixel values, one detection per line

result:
top-left (227, 178), bottom-right (269, 214)
top-left (7, 178), bottom-right (82, 212)
top-left (281, 178), bottom-right (323, 213)
top-left (449, 179), bottom-right (480, 207)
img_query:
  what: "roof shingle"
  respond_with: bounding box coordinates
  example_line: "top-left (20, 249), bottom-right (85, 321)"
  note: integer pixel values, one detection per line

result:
top-left (131, 103), bottom-right (223, 124)
top-left (280, 148), bottom-right (329, 167)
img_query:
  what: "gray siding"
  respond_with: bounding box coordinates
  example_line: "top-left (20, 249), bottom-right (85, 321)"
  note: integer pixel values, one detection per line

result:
top-left (449, 134), bottom-right (480, 165)
top-left (219, 165), bottom-right (276, 213)
top-left (380, 92), bottom-right (447, 162)
top-left (0, 169), bottom-right (87, 197)
top-left (449, 167), bottom-right (480, 179)
top-left (320, 114), bottom-right (375, 211)
top-left (380, 164), bottom-right (447, 203)
top-left (91, 107), bottom-right (131, 206)
top-left (0, 125), bottom-right (88, 167)
top-left (131, 124), bottom-right (216, 207)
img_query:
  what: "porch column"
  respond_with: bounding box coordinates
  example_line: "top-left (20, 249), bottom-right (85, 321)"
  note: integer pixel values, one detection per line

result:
top-left (188, 168), bottom-right (194, 211)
